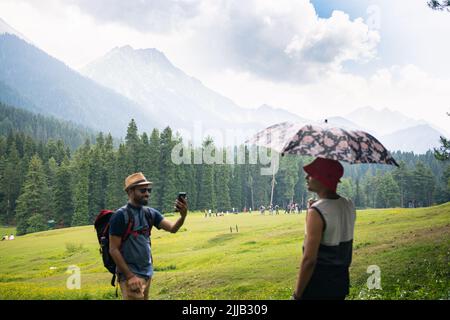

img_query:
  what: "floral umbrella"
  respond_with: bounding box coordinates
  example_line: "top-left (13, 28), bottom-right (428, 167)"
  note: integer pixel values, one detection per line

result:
top-left (246, 121), bottom-right (399, 166)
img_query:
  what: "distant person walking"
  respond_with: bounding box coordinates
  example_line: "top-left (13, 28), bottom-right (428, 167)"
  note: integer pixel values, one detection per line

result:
top-left (292, 158), bottom-right (356, 300)
top-left (109, 172), bottom-right (188, 300)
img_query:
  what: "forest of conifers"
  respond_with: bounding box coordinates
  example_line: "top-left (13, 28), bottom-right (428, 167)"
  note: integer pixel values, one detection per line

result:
top-left (1, 103), bottom-right (449, 235)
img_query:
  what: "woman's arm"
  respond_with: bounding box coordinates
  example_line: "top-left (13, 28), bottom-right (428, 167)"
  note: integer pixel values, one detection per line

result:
top-left (293, 208), bottom-right (323, 299)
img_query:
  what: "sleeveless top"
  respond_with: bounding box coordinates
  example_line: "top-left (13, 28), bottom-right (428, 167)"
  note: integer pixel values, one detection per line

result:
top-left (307, 197), bottom-right (356, 267)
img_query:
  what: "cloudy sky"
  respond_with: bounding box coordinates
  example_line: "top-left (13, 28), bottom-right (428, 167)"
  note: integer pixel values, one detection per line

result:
top-left (0, 0), bottom-right (449, 133)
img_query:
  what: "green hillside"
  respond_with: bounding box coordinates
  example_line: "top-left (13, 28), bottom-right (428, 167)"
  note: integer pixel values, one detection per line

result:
top-left (0, 102), bottom-right (97, 150)
top-left (0, 204), bottom-right (449, 300)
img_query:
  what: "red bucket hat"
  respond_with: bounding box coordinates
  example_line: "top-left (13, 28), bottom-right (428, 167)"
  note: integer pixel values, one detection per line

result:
top-left (303, 157), bottom-right (344, 192)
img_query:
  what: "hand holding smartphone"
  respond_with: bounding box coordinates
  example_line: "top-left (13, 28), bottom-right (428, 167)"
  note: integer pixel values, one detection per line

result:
top-left (175, 192), bottom-right (187, 213)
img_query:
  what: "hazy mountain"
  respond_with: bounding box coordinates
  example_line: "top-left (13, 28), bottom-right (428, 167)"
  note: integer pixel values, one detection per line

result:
top-left (380, 124), bottom-right (444, 154)
top-left (0, 102), bottom-right (96, 150)
top-left (0, 80), bottom-right (43, 114)
top-left (247, 104), bottom-right (308, 127)
top-left (0, 34), bottom-right (159, 138)
top-left (0, 17), bottom-right (32, 43)
top-left (0, 18), bottom-right (443, 154)
top-left (345, 106), bottom-right (427, 136)
top-left (81, 46), bottom-right (248, 131)
top-left (323, 116), bottom-right (367, 132)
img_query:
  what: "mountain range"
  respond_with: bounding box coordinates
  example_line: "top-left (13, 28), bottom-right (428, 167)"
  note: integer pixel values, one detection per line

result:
top-left (0, 17), bottom-right (446, 154)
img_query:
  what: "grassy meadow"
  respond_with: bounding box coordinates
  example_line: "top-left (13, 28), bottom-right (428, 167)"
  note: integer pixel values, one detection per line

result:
top-left (0, 203), bottom-right (449, 300)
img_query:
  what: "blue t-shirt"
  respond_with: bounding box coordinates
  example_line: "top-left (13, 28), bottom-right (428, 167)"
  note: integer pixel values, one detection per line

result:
top-left (109, 203), bottom-right (164, 279)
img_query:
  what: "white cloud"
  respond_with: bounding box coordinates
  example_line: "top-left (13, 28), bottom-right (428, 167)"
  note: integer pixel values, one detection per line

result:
top-left (65, 0), bottom-right (201, 34)
top-left (285, 11), bottom-right (379, 71)
top-left (0, 0), bottom-right (193, 68)
top-left (0, 0), bottom-right (448, 135)
top-left (201, 63), bottom-right (450, 137)
top-left (0, 0), bottom-right (380, 82)
top-left (183, 0), bottom-right (380, 83)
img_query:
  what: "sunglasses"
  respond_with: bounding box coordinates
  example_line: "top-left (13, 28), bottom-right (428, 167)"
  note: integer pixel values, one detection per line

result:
top-left (137, 188), bottom-right (152, 194)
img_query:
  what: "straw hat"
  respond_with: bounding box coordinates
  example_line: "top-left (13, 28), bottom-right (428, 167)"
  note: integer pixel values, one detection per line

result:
top-left (124, 172), bottom-right (152, 191)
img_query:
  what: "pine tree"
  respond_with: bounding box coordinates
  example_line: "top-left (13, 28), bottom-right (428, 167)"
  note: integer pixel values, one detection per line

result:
top-left (338, 178), bottom-right (355, 201)
top-left (104, 134), bottom-right (121, 209)
top-left (159, 127), bottom-right (177, 212)
top-left (274, 156), bottom-right (298, 206)
top-left (26, 213), bottom-right (47, 234)
top-left (125, 119), bottom-right (140, 173)
top-left (443, 165), bottom-right (450, 195)
top-left (229, 164), bottom-right (243, 211)
top-left (54, 157), bottom-right (74, 227)
top-left (354, 178), bottom-right (364, 208)
top-left (139, 132), bottom-right (150, 172)
top-left (293, 158), bottom-right (307, 209)
top-left (361, 170), bottom-right (378, 208)
top-left (2, 142), bottom-right (23, 224)
top-left (45, 157), bottom-right (58, 221)
top-left (392, 161), bottom-right (411, 207)
top-left (197, 138), bottom-right (216, 211)
top-left (183, 143), bottom-right (197, 210)
top-left (15, 154), bottom-right (50, 235)
top-left (215, 160), bottom-right (231, 212)
top-left (88, 146), bottom-right (106, 221)
top-left (71, 140), bottom-right (90, 226)
top-left (110, 144), bottom-right (129, 208)
top-left (0, 155), bottom-right (5, 223)
top-left (411, 162), bottom-right (435, 207)
top-left (147, 129), bottom-right (161, 210)
top-left (376, 173), bottom-right (400, 208)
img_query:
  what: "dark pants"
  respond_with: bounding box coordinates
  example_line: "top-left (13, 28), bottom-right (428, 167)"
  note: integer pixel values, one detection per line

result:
top-left (300, 265), bottom-right (350, 300)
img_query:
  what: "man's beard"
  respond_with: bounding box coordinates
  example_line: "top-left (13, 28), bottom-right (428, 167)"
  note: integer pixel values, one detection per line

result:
top-left (138, 197), bottom-right (149, 206)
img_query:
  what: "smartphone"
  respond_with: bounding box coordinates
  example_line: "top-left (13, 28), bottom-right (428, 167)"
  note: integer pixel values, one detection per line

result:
top-left (175, 192), bottom-right (187, 212)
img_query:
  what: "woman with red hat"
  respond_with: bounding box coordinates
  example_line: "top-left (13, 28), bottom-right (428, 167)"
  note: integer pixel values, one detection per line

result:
top-left (292, 157), bottom-right (356, 300)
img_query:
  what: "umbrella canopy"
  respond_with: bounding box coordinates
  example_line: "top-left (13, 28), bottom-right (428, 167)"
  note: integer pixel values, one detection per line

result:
top-left (246, 121), bottom-right (399, 166)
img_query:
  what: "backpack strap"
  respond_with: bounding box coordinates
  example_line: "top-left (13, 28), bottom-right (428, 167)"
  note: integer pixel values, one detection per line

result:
top-left (144, 207), bottom-right (154, 235)
top-left (119, 207), bottom-right (134, 248)
top-left (122, 206), bottom-right (154, 239)
top-left (144, 207), bottom-right (155, 265)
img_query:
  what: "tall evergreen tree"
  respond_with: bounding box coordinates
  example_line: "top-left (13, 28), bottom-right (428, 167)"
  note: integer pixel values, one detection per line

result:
top-left (125, 119), bottom-right (140, 173)
top-left (45, 157), bottom-right (58, 221)
top-left (147, 129), bottom-right (161, 210)
top-left (411, 162), bottom-right (435, 207)
top-left (229, 164), bottom-right (243, 211)
top-left (392, 161), bottom-right (411, 207)
top-left (71, 140), bottom-right (91, 226)
top-left (376, 172), bottom-right (401, 208)
top-left (104, 133), bottom-right (120, 209)
top-left (159, 127), bottom-right (177, 212)
top-left (1, 141), bottom-right (23, 224)
top-left (107, 143), bottom-right (129, 209)
top-left (15, 154), bottom-right (50, 235)
top-left (87, 147), bottom-right (105, 221)
top-left (274, 156), bottom-right (298, 206)
top-left (354, 178), bottom-right (364, 208)
top-left (215, 160), bottom-right (231, 212)
top-left (197, 138), bottom-right (216, 211)
top-left (338, 178), bottom-right (355, 201)
top-left (54, 157), bottom-right (74, 227)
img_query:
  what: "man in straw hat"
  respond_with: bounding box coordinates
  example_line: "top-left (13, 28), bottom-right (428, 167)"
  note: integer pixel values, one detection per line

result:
top-left (109, 172), bottom-right (188, 300)
top-left (292, 157), bottom-right (356, 300)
